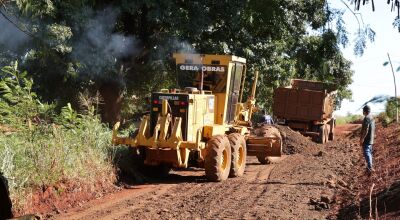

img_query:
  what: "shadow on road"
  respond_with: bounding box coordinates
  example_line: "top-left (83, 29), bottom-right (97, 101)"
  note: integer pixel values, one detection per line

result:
top-left (112, 147), bottom-right (269, 187)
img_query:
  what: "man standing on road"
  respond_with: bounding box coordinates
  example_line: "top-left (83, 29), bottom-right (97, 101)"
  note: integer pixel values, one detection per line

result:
top-left (360, 105), bottom-right (375, 175)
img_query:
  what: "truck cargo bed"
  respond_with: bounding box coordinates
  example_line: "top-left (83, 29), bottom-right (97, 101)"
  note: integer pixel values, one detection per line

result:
top-left (273, 79), bottom-right (335, 122)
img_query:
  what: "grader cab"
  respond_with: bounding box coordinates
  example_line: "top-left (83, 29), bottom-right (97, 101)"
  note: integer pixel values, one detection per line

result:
top-left (112, 53), bottom-right (282, 182)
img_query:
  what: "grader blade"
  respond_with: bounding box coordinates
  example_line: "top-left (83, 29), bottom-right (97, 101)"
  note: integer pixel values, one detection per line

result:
top-left (246, 125), bottom-right (282, 163)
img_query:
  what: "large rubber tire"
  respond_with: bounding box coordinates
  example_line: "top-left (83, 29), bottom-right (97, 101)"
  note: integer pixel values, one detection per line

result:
top-left (205, 135), bottom-right (231, 182)
top-left (325, 124), bottom-right (330, 142)
top-left (228, 133), bottom-right (247, 177)
top-left (328, 119), bottom-right (335, 141)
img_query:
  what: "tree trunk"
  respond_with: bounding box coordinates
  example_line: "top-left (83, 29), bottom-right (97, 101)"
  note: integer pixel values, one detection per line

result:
top-left (99, 82), bottom-right (123, 126)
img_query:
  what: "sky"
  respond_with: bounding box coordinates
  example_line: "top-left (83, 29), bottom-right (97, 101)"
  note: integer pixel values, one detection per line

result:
top-left (329, 1), bottom-right (400, 116)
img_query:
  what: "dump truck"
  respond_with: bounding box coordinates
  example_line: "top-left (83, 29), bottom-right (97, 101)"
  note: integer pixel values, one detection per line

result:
top-left (273, 79), bottom-right (336, 143)
top-left (112, 53), bottom-right (282, 182)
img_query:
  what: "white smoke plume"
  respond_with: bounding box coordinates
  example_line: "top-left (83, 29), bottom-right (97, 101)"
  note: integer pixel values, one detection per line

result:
top-left (0, 9), bottom-right (30, 51)
top-left (71, 7), bottom-right (138, 76)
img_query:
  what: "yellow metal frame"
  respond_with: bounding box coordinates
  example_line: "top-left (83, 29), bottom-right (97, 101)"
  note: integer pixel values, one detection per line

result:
top-left (112, 99), bottom-right (206, 168)
top-left (112, 53), bottom-right (275, 169)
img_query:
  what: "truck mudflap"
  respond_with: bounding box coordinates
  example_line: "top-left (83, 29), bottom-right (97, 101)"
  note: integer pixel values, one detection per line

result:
top-left (246, 125), bottom-right (282, 158)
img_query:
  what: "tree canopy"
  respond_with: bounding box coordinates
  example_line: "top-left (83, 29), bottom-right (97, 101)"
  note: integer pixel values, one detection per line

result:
top-left (0, 0), bottom-right (354, 123)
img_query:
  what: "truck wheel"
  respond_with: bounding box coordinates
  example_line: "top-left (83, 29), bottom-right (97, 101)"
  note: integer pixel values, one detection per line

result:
top-left (325, 124), bottom-right (330, 142)
top-left (205, 135), bottom-right (231, 182)
top-left (328, 119), bottom-right (335, 141)
top-left (228, 133), bottom-right (247, 177)
top-left (318, 125), bottom-right (326, 144)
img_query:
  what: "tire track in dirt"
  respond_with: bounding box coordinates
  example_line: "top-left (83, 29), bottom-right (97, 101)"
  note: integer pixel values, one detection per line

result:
top-left (46, 124), bottom-right (363, 219)
top-left (114, 182), bottom-right (207, 220)
top-left (51, 157), bottom-right (277, 220)
top-left (49, 184), bottom-right (173, 220)
top-left (114, 158), bottom-right (277, 219)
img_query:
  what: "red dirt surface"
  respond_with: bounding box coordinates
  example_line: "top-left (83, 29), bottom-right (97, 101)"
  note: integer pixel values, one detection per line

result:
top-left (43, 124), bottom-right (355, 219)
top-left (333, 122), bottom-right (400, 219)
top-left (15, 122), bottom-right (400, 219)
top-left (15, 179), bottom-right (118, 218)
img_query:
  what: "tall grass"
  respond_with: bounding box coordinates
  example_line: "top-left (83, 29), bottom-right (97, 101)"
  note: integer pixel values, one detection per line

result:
top-left (0, 63), bottom-right (115, 209)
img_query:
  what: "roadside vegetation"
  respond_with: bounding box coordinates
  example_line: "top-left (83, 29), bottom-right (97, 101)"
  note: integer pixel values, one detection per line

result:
top-left (0, 64), bottom-right (116, 210)
top-left (335, 114), bottom-right (362, 125)
top-left (378, 97), bottom-right (400, 126)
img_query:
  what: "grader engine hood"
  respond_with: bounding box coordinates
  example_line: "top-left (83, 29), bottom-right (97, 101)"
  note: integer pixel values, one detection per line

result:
top-left (150, 93), bottom-right (189, 140)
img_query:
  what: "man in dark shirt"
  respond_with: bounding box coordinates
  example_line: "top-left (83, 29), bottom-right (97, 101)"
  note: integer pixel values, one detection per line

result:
top-left (359, 105), bottom-right (375, 174)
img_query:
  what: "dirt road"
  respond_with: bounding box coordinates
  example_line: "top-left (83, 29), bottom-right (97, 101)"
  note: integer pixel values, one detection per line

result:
top-left (47, 124), bottom-right (360, 219)
top-left (51, 156), bottom-right (330, 220)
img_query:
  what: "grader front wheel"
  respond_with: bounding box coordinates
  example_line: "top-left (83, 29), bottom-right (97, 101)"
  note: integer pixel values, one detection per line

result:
top-left (205, 135), bottom-right (231, 182)
top-left (228, 133), bottom-right (247, 177)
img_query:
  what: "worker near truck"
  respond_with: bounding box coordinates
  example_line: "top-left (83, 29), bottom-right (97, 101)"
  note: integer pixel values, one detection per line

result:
top-left (359, 105), bottom-right (375, 174)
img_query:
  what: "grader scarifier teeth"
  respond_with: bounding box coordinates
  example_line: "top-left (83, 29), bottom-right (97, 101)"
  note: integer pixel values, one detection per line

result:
top-left (246, 125), bottom-right (283, 162)
top-left (112, 111), bottom-right (191, 168)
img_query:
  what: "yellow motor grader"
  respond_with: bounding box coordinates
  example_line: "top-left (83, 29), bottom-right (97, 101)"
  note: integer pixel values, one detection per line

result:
top-left (112, 53), bottom-right (282, 182)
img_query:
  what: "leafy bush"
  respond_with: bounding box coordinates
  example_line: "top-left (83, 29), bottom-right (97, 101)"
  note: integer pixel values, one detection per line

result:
top-left (385, 97), bottom-right (400, 122)
top-left (0, 62), bottom-right (56, 128)
top-left (0, 63), bottom-right (115, 209)
top-left (377, 112), bottom-right (392, 127)
top-left (335, 114), bottom-right (362, 125)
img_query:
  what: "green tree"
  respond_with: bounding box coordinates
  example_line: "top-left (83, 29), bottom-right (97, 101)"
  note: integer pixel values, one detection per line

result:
top-left (0, 0), bottom-right (354, 121)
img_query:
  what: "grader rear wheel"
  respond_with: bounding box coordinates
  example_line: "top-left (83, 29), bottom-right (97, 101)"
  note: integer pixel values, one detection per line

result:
top-left (205, 135), bottom-right (231, 182)
top-left (228, 133), bottom-right (247, 177)
top-left (325, 124), bottom-right (330, 142)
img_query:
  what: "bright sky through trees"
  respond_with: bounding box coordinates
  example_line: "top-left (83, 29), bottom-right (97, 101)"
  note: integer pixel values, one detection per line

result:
top-left (330, 0), bottom-right (400, 115)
